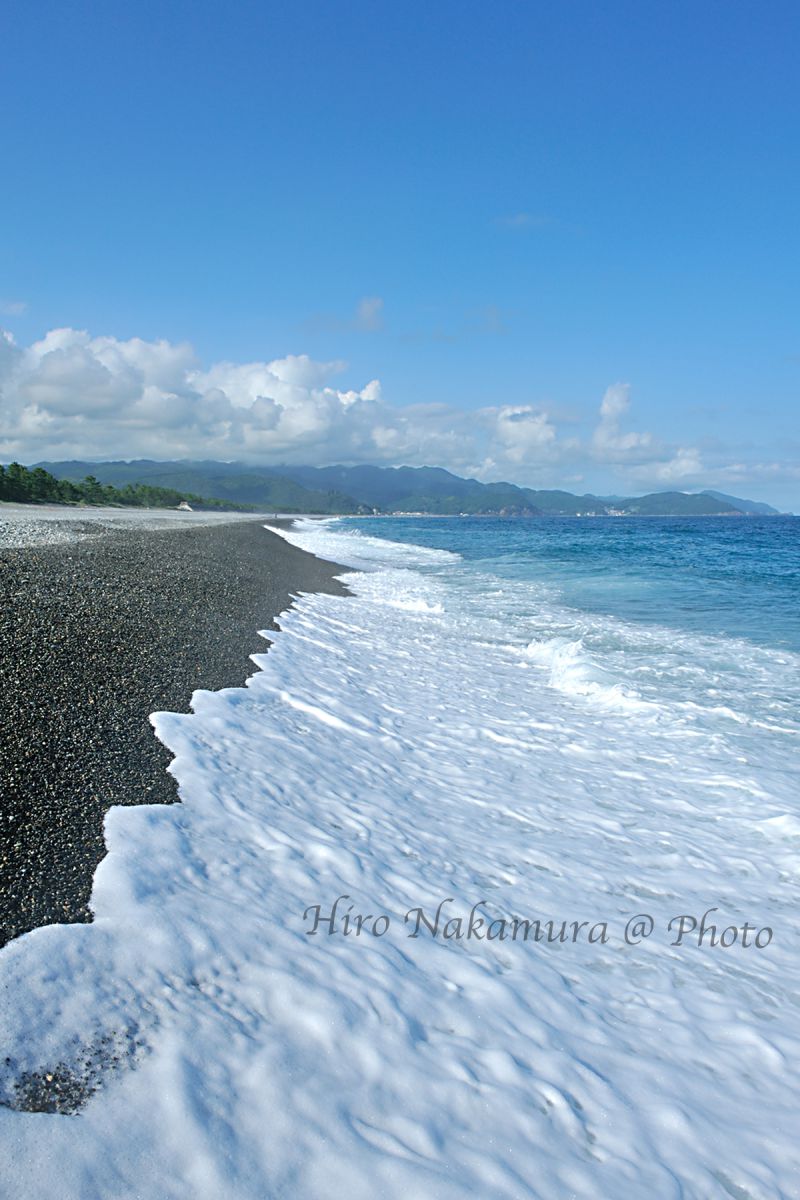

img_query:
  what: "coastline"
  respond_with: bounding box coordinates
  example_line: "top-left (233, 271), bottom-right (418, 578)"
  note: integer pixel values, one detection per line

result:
top-left (0, 513), bottom-right (349, 946)
top-left (0, 514), bottom-right (797, 1194)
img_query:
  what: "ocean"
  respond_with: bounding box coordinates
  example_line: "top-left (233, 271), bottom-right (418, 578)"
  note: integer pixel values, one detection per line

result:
top-left (340, 513), bottom-right (800, 651)
top-left (334, 512), bottom-right (800, 720)
top-left (1, 514), bottom-right (798, 1199)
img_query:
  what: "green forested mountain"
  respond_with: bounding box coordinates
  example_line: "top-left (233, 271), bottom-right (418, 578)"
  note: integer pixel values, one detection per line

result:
top-left (620, 491), bottom-right (740, 516)
top-left (700, 490), bottom-right (780, 516)
top-left (24, 458), bottom-right (783, 516)
top-left (28, 460), bottom-right (366, 513)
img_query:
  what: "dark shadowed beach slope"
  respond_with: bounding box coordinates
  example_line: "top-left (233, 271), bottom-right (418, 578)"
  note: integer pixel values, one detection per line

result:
top-left (0, 515), bottom-right (349, 946)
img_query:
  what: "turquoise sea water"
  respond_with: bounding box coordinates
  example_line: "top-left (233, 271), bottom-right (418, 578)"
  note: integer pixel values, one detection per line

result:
top-left (341, 515), bottom-right (800, 653)
top-left (6, 515), bottom-right (800, 1198)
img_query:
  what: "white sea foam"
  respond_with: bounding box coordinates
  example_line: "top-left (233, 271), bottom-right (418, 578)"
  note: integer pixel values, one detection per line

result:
top-left (0, 518), bottom-right (798, 1198)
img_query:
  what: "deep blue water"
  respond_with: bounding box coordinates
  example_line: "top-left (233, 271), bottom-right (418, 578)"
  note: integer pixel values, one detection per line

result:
top-left (340, 516), bottom-right (800, 653)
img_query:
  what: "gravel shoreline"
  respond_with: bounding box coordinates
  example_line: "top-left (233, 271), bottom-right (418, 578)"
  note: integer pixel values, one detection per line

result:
top-left (0, 517), bottom-right (349, 946)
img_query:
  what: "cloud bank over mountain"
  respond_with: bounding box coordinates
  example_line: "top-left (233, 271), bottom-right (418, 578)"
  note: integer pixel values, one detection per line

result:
top-left (0, 326), bottom-right (794, 499)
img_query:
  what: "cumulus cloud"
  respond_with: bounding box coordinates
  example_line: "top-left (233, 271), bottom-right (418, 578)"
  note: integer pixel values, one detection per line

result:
top-left (628, 447), bottom-right (705, 485)
top-left (492, 406), bottom-right (557, 464)
top-left (0, 329), bottom-right (384, 464)
top-left (592, 383), bottom-right (653, 459)
top-left (2, 324), bottom-right (787, 500)
top-left (587, 385), bottom-right (726, 490)
top-left (1, 327), bottom-right (517, 471)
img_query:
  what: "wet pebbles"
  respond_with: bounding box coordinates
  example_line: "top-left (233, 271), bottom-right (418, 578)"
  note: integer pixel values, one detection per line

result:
top-left (0, 518), bottom-right (348, 946)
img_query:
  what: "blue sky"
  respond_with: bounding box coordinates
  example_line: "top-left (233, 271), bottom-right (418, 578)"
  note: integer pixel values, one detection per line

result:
top-left (1, 0), bottom-right (798, 505)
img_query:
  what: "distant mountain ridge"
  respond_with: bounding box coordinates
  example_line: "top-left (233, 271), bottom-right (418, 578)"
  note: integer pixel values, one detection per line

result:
top-left (700, 490), bottom-right (781, 516)
top-left (33, 460), bottom-right (369, 514)
top-left (33, 459), bottom-right (785, 517)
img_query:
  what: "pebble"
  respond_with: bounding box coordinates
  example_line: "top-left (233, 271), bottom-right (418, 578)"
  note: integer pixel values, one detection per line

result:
top-left (0, 518), bottom-right (349, 946)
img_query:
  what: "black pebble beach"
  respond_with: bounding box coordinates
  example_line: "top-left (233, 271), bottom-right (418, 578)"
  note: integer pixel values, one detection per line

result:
top-left (0, 516), bottom-right (349, 947)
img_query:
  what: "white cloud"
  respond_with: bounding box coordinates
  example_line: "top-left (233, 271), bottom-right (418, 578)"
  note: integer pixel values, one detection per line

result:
top-left (592, 383), bottom-right (653, 459)
top-left (628, 447), bottom-right (705, 485)
top-left (599, 383), bottom-right (630, 422)
top-left (491, 405), bottom-right (557, 464)
top-left (1, 325), bottom-right (793, 504)
top-left (0, 329), bottom-right (385, 464)
top-left (0, 329), bottom-right (20, 376)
